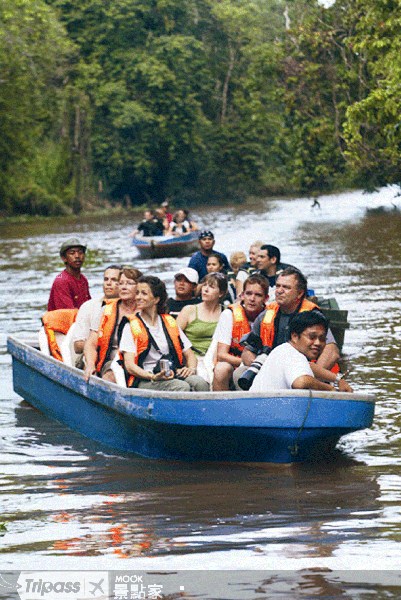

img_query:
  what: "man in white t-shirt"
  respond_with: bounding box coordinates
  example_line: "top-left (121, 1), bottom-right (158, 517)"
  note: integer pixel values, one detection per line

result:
top-left (250, 311), bottom-right (353, 392)
top-left (73, 265), bottom-right (121, 357)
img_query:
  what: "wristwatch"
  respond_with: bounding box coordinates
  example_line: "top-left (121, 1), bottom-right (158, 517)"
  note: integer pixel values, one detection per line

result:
top-left (334, 372), bottom-right (344, 388)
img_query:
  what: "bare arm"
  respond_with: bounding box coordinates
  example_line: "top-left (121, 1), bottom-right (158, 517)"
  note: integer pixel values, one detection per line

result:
top-left (83, 330), bottom-right (99, 381)
top-left (316, 342), bottom-right (340, 370)
top-left (310, 363), bottom-right (353, 392)
top-left (242, 347), bottom-right (257, 366)
top-left (292, 375), bottom-right (334, 391)
top-left (216, 342), bottom-right (242, 368)
top-left (176, 348), bottom-right (198, 379)
top-left (176, 305), bottom-right (194, 331)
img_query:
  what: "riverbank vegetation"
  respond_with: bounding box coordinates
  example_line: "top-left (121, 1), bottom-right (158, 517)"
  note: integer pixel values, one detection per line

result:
top-left (1, 0), bottom-right (400, 216)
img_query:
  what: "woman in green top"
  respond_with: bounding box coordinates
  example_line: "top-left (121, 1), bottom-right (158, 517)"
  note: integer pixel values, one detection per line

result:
top-left (176, 273), bottom-right (228, 358)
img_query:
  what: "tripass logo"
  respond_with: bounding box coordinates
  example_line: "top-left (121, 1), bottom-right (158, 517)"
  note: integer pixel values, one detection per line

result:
top-left (17, 572), bottom-right (108, 600)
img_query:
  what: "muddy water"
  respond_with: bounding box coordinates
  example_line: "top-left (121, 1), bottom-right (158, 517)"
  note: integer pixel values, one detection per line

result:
top-left (1, 188), bottom-right (401, 596)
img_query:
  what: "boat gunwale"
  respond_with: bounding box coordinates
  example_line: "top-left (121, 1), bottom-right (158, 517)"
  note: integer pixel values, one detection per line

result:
top-left (7, 336), bottom-right (376, 405)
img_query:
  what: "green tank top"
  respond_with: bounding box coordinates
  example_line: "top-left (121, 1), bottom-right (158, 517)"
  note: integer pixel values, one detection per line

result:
top-left (184, 306), bottom-right (219, 356)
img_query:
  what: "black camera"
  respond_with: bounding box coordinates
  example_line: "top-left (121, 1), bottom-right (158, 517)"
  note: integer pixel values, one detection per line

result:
top-left (238, 352), bottom-right (269, 390)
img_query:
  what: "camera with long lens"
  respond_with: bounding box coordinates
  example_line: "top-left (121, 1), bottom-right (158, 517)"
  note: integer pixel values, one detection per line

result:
top-left (237, 333), bottom-right (271, 391)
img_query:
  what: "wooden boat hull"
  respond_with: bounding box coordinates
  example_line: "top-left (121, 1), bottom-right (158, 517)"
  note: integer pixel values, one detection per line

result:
top-left (7, 337), bottom-right (375, 463)
top-left (131, 231), bottom-right (199, 258)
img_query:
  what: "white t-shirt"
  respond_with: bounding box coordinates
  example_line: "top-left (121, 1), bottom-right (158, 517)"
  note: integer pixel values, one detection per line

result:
top-left (250, 342), bottom-right (314, 392)
top-left (72, 297), bottom-right (103, 342)
top-left (119, 315), bottom-right (192, 373)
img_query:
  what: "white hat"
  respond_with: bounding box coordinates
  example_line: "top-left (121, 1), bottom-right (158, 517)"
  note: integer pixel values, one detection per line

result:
top-left (174, 267), bottom-right (199, 284)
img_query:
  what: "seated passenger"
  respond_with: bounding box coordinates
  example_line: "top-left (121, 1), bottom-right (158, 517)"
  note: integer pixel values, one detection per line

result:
top-left (131, 209), bottom-right (164, 237)
top-left (167, 267), bottom-right (201, 319)
top-left (205, 253), bottom-right (235, 303)
top-left (182, 208), bottom-right (198, 231)
top-left (188, 230), bottom-right (230, 281)
top-left (83, 267), bottom-right (142, 382)
top-left (169, 209), bottom-right (191, 235)
top-left (227, 251), bottom-right (247, 302)
top-left (120, 276), bottom-right (209, 391)
top-left (73, 265), bottom-right (121, 361)
top-left (250, 311), bottom-right (353, 392)
top-left (255, 244), bottom-right (292, 288)
top-left (235, 241), bottom-right (263, 296)
top-left (154, 207), bottom-right (169, 233)
top-left (212, 275), bottom-right (269, 391)
top-left (242, 267), bottom-right (340, 373)
top-left (176, 273), bottom-right (228, 374)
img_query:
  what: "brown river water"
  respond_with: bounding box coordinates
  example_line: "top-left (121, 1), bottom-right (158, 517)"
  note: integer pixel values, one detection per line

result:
top-left (1, 188), bottom-right (401, 598)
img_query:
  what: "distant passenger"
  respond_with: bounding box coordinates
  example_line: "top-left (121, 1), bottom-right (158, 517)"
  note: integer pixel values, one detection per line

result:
top-left (167, 268), bottom-right (201, 319)
top-left (250, 311), bottom-right (352, 392)
top-left (169, 209), bottom-right (191, 235)
top-left (83, 267), bottom-right (142, 382)
top-left (132, 209), bottom-right (164, 237)
top-left (120, 275), bottom-right (209, 391)
top-left (48, 238), bottom-right (91, 311)
top-left (183, 209), bottom-right (198, 231)
top-left (73, 265), bottom-right (121, 357)
top-left (160, 199), bottom-right (173, 225)
top-left (188, 230), bottom-right (229, 280)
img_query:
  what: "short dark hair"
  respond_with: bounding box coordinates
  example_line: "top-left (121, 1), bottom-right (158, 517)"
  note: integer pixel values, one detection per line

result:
top-left (260, 244), bottom-right (281, 263)
top-left (137, 275), bottom-right (168, 314)
top-left (243, 274), bottom-right (269, 297)
top-left (289, 310), bottom-right (328, 336)
top-left (104, 264), bottom-right (122, 273)
top-left (277, 266), bottom-right (308, 295)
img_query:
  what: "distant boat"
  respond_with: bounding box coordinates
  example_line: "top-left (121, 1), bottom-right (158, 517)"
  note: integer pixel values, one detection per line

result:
top-left (7, 337), bottom-right (375, 463)
top-left (132, 231), bottom-right (199, 258)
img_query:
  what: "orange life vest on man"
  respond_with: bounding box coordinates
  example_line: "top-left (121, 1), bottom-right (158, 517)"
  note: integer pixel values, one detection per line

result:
top-left (260, 298), bottom-right (319, 348)
top-left (125, 313), bottom-right (184, 387)
top-left (260, 298), bottom-right (340, 373)
top-left (228, 304), bottom-right (251, 356)
top-left (96, 299), bottom-right (120, 374)
top-left (41, 308), bottom-right (78, 362)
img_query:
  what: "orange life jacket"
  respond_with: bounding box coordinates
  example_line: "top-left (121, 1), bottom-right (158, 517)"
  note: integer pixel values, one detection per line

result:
top-left (260, 298), bottom-right (318, 348)
top-left (41, 308), bottom-right (78, 362)
top-left (125, 313), bottom-right (184, 387)
top-left (260, 298), bottom-right (340, 373)
top-left (96, 299), bottom-right (120, 374)
top-left (227, 303), bottom-right (251, 356)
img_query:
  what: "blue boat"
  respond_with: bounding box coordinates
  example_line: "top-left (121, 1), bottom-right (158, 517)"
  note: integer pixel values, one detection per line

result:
top-left (131, 231), bottom-right (199, 258)
top-left (7, 336), bottom-right (376, 463)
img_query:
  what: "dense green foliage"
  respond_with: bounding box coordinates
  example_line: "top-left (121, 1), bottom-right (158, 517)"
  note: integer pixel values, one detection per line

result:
top-left (0, 0), bottom-right (399, 215)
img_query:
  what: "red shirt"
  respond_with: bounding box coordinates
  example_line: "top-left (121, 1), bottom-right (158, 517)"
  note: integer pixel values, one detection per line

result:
top-left (48, 269), bottom-right (91, 311)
